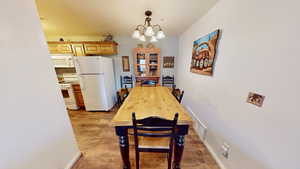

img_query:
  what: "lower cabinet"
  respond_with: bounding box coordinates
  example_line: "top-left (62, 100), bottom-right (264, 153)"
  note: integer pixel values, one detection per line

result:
top-left (72, 84), bottom-right (85, 109)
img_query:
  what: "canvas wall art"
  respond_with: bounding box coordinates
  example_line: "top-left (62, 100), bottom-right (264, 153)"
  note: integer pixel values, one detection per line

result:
top-left (190, 29), bottom-right (220, 76)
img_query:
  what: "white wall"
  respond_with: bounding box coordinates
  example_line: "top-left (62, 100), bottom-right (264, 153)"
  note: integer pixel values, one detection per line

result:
top-left (113, 36), bottom-right (178, 89)
top-left (176, 0), bottom-right (300, 169)
top-left (0, 1), bottom-right (80, 169)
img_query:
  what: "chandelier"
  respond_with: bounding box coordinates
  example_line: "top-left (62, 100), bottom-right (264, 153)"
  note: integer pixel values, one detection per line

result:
top-left (132, 10), bottom-right (166, 42)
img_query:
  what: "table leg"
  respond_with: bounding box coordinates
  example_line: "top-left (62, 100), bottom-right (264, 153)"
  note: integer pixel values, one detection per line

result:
top-left (116, 127), bottom-right (131, 169)
top-left (173, 135), bottom-right (185, 169)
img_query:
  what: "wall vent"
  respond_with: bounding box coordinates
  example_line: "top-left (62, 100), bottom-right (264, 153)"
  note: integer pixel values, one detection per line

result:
top-left (185, 106), bottom-right (208, 141)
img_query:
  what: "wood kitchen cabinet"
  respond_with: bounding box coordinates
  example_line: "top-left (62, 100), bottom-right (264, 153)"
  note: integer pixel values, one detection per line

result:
top-left (72, 84), bottom-right (85, 109)
top-left (47, 41), bottom-right (118, 56)
top-left (83, 43), bottom-right (100, 55)
top-left (48, 42), bottom-right (73, 54)
top-left (99, 43), bottom-right (117, 55)
top-left (83, 42), bottom-right (118, 55)
top-left (72, 43), bottom-right (85, 56)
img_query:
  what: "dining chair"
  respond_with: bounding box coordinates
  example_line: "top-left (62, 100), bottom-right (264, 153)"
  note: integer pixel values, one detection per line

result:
top-left (116, 87), bottom-right (129, 106)
top-left (132, 112), bottom-right (179, 169)
top-left (162, 75), bottom-right (175, 87)
top-left (120, 75), bottom-right (134, 88)
top-left (172, 88), bottom-right (184, 103)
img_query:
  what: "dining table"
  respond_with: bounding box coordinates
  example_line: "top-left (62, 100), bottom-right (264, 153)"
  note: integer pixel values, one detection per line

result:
top-left (112, 86), bottom-right (192, 169)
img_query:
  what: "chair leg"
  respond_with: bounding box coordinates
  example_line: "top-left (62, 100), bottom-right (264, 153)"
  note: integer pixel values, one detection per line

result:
top-left (167, 152), bottom-right (172, 169)
top-left (136, 151), bottom-right (139, 169)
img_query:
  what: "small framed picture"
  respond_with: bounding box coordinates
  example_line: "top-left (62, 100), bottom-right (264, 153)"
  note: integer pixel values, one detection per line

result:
top-left (247, 92), bottom-right (265, 107)
top-left (122, 56), bottom-right (130, 72)
top-left (163, 56), bottom-right (175, 68)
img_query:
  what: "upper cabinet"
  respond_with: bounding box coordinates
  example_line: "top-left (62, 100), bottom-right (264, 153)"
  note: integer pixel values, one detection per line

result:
top-left (48, 42), bottom-right (73, 54)
top-left (83, 42), bottom-right (117, 55)
top-left (47, 41), bottom-right (118, 56)
top-left (99, 43), bottom-right (117, 55)
top-left (84, 43), bottom-right (101, 55)
top-left (72, 44), bottom-right (86, 56)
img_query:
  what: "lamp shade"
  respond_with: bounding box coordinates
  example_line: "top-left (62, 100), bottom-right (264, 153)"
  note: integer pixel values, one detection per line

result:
top-left (150, 36), bottom-right (158, 42)
top-left (145, 26), bottom-right (154, 37)
top-left (139, 34), bottom-right (146, 42)
top-left (156, 30), bottom-right (165, 39)
top-left (132, 29), bottom-right (140, 39)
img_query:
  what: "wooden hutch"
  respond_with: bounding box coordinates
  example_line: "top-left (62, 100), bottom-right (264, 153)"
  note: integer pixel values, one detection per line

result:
top-left (133, 48), bottom-right (161, 84)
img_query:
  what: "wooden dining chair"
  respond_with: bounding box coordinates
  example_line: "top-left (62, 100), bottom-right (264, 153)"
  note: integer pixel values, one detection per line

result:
top-left (116, 87), bottom-right (129, 106)
top-left (162, 75), bottom-right (175, 87)
top-left (120, 75), bottom-right (134, 88)
top-left (172, 88), bottom-right (184, 103)
top-left (132, 112), bottom-right (179, 169)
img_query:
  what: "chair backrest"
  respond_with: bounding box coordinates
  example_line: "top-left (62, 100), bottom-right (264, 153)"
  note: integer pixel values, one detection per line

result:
top-left (132, 113), bottom-right (178, 139)
top-left (117, 87), bottom-right (130, 105)
top-left (116, 91), bottom-right (122, 104)
top-left (162, 75), bottom-right (175, 86)
top-left (120, 75), bottom-right (133, 88)
top-left (172, 88), bottom-right (184, 103)
top-left (178, 91), bottom-right (184, 103)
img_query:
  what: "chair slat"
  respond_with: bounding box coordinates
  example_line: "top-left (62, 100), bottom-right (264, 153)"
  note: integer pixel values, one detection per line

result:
top-left (136, 133), bottom-right (174, 137)
top-left (136, 126), bottom-right (173, 131)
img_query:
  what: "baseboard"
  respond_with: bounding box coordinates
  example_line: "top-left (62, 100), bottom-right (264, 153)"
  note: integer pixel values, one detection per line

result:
top-left (204, 141), bottom-right (228, 169)
top-left (64, 151), bottom-right (82, 169)
top-left (183, 105), bottom-right (228, 169)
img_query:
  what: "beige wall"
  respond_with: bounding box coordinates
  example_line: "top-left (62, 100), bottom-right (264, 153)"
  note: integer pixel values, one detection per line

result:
top-left (0, 0), bottom-right (80, 169)
top-left (176, 0), bottom-right (300, 169)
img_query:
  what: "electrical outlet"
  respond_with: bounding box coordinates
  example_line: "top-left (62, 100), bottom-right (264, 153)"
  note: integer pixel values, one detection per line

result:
top-left (221, 143), bottom-right (230, 159)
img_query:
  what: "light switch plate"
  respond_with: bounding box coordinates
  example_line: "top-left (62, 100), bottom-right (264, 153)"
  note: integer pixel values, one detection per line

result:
top-left (247, 92), bottom-right (265, 107)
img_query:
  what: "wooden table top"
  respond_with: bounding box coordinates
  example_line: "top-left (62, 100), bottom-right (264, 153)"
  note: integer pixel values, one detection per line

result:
top-left (112, 86), bottom-right (192, 126)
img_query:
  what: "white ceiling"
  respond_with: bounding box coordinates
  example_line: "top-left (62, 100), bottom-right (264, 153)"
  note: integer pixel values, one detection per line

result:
top-left (35, 0), bottom-right (218, 37)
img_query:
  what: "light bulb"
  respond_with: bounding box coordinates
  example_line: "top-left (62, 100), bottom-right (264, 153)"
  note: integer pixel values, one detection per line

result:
top-left (139, 34), bottom-right (146, 42)
top-left (145, 26), bottom-right (154, 37)
top-left (156, 30), bottom-right (166, 39)
top-left (150, 36), bottom-right (158, 42)
top-left (132, 29), bottom-right (140, 39)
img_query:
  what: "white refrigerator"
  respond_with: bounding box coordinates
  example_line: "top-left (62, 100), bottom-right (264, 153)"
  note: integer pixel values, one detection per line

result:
top-left (74, 56), bottom-right (116, 111)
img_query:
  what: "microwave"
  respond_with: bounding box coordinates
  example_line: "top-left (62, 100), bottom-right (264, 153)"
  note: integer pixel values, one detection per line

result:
top-left (51, 54), bottom-right (75, 68)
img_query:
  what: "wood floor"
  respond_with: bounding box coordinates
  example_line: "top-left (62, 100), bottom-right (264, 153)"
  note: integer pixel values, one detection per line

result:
top-left (69, 107), bottom-right (220, 169)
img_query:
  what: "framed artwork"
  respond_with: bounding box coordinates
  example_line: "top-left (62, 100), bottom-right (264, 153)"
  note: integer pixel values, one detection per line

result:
top-left (122, 56), bottom-right (130, 72)
top-left (190, 29), bottom-right (220, 76)
top-left (163, 56), bottom-right (175, 68)
top-left (247, 92), bottom-right (265, 107)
